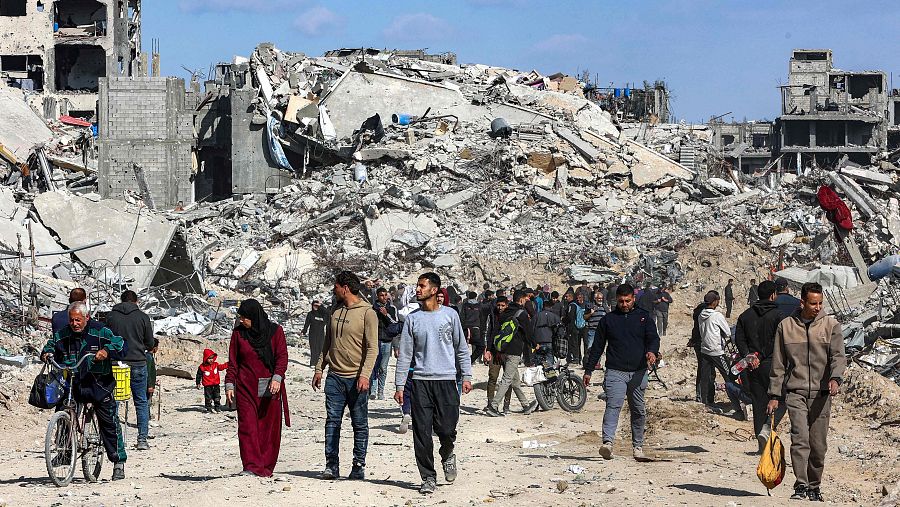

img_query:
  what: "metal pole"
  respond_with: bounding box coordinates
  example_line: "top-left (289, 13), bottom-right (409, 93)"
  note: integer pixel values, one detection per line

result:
top-left (16, 233), bottom-right (23, 337)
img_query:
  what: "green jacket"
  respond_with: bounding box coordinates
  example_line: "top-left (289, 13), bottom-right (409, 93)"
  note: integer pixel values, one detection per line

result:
top-left (42, 322), bottom-right (125, 402)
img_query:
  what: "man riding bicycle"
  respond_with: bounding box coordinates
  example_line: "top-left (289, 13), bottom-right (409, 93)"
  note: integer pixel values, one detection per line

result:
top-left (41, 301), bottom-right (128, 481)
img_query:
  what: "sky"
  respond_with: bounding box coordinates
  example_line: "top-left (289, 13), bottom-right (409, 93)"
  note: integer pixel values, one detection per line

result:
top-left (144, 0), bottom-right (900, 123)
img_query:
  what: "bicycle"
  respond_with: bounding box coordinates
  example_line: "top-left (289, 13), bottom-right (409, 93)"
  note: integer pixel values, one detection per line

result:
top-left (44, 355), bottom-right (106, 487)
top-left (533, 361), bottom-right (587, 412)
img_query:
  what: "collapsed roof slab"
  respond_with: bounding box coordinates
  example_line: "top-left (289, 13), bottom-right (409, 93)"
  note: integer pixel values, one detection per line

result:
top-left (321, 70), bottom-right (467, 140)
top-left (33, 192), bottom-right (203, 293)
top-left (0, 87), bottom-right (54, 162)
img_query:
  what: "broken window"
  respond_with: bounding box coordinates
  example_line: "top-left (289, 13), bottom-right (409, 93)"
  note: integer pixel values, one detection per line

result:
top-left (0, 0), bottom-right (27, 16)
top-left (793, 51), bottom-right (828, 61)
top-left (784, 121), bottom-right (811, 147)
top-left (846, 122), bottom-right (874, 146)
top-left (847, 74), bottom-right (883, 100)
top-left (722, 134), bottom-right (735, 146)
top-left (54, 45), bottom-right (105, 92)
top-left (751, 133), bottom-right (769, 149)
top-left (54, 0), bottom-right (107, 36)
top-left (817, 121), bottom-right (846, 147)
top-left (1, 54), bottom-right (44, 91)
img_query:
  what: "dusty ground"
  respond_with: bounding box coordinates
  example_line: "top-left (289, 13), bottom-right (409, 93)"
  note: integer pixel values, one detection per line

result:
top-left (1, 239), bottom-right (898, 506)
top-left (1, 310), bottom-right (898, 507)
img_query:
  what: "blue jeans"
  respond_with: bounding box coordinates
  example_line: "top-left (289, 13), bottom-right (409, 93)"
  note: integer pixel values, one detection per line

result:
top-left (129, 364), bottom-right (149, 442)
top-left (324, 374), bottom-right (369, 471)
top-left (371, 342), bottom-right (393, 397)
top-left (602, 368), bottom-right (648, 448)
top-left (585, 328), bottom-right (596, 352)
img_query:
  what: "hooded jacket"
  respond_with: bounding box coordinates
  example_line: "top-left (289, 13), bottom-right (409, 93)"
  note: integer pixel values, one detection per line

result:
top-left (196, 349), bottom-right (228, 387)
top-left (105, 301), bottom-right (155, 366)
top-left (316, 298), bottom-right (380, 380)
top-left (531, 308), bottom-right (561, 345)
top-left (769, 310), bottom-right (846, 399)
top-left (688, 302), bottom-right (707, 347)
top-left (734, 300), bottom-right (784, 365)
top-left (458, 298), bottom-right (482, 329)
top-left (698, 308), bottom-right (731, 356)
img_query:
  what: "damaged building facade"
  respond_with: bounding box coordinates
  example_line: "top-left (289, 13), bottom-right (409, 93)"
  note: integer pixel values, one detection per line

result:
top-left (0, 0), bottom-right (142, 120)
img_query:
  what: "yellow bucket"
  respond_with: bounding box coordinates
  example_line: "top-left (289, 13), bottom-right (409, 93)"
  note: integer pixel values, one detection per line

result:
top-left (112, 364), bottom-right (131, 401)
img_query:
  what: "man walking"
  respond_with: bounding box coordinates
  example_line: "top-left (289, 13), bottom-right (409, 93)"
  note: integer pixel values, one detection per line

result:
top-left (724, 279), bottom-right (735, 318)
top-left (371, 288), bottom-right (399, 400)
top-left (106, 290), bottom-right (155, 451)
top-left (774, 277), bottom-right (801, 318)
top-left (698, 291), bottom-right (745, 418)
top-left (566, 292), bottom-right (588, 364)
top-left (394, 272), bottom-right (473, 495)
top-left (689, 294), bottom-right (714, 403)
top-left (483, 296), bottom-right (511, 412)
top-left (312, 271), bottom-right (379, 481)
top-left (653, 286), bottom-right (673, 337)
top-left (768, 283), bottom-right (845, 501)
top-left (584, 291), bottom-right (607, 354)
top-left (582, 284), bottom-right (659, 460)
top-left (747, 279), bottom-right (759, 306)
top-left (485, 290), bottom-right (538, 417)
top-left (302, 300), bottom-right (328, 367)
top-left (734, 280), bottom-right (786, 451)
top-left (52, 287), bottom-right (101, 333)
top-left (459, 291), bottom-right (483, 363)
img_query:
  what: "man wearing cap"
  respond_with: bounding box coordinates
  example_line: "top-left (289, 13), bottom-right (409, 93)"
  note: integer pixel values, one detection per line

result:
top-left (303, 300), bottom-right (329, 367)
top-left (774, 278), bottom-right (801, 319)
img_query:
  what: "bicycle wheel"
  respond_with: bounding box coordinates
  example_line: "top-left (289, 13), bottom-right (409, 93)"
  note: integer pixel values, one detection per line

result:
top-left (81, 408), bottom-right (104, 482)
top-left (533, 382), bottom-right (556, 411)
top-left (557, 372), bottom-right (587, 412)
top-left (45, 411), bottom-right (77, 487)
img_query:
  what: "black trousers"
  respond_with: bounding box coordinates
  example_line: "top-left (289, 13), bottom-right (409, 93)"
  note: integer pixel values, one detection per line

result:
top-left (747, 363), bottom-right (786, 435)
top-left (465, 327), bottom-right (484, 364)
top-left (411, 380), bottom-right (459, 481)
top-left (568, 328), bottom-right (586, 362)
top-left (94, 397), bottom-right (127, 463)
top-left (203, 385), bottom-right (221, 407)
top-left (725, 299), bottom-right (734, 318)
top-left (693, 346), bottom-right (714, 403)
top-left (699, 353), bottom-right (742, 412)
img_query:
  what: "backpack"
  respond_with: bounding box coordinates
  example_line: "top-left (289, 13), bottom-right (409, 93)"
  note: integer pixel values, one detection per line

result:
top-left (573, 303), bottom-right (586, 329)
top-left (493, 309), bottom-right (525, 352)
top-left (552, 323), bottom-right (568, 359)
top-left (756, 414), bottom-right (786, 494)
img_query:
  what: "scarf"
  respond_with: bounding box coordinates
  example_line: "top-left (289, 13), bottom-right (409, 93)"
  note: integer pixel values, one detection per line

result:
top-left (236, 299), bottom-right (276, 373)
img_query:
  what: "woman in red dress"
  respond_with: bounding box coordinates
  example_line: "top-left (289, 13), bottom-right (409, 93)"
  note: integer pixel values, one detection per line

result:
top-left (224, 299), bottom-right (290, 477)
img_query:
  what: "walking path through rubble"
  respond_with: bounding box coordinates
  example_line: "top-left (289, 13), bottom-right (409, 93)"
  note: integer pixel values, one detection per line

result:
top-left (0, 318), bottom-right (898, 507)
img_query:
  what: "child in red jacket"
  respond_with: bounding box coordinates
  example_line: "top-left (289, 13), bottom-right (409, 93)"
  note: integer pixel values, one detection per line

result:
top-left (196, 349), bottom-right (228, 413)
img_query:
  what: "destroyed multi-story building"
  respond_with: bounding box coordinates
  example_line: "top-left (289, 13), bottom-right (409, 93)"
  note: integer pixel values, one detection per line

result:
top-left (709, 121), bottom-right (776, 174)
top-left (0, 0), bottom-right (142, 119)
top-left (777, 49), bottom-right (888, 168)
top-left (585, 80), bottom-right (670, 123)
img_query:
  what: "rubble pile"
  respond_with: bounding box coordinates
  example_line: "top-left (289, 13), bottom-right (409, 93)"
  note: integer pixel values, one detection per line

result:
top-left (0, 43), bottom-right (900, 386)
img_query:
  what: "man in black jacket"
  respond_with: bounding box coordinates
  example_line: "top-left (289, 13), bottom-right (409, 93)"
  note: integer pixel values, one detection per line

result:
top-left (566, 293), bottom-right (588, 364)
top-left (583, 283), bottom-right (660, 461)
top-left (724, 279), bottom-right (735, 318)
top-left (483, 296), bottom-right (511, 411)
top-left (303, 301), bottom-right (329, 367)
top-left (459, 292), bottom-right (483, 363)
top-left (689, 295), bottom-right (715, 403)
top-left (106, 290), bottom-right (154, 450)
top-left (734, 280), bottom-right (787, 450)
top-left (485, 291), bottom-right (538, 417)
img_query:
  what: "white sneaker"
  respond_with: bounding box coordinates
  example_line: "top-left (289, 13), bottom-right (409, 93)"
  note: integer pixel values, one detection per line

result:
top-left (399, 414), bottom-right (411, 434)
top-left (599, 442), bottom-right (613, 460)
top-left (633, 447), bottom-right (644, 460)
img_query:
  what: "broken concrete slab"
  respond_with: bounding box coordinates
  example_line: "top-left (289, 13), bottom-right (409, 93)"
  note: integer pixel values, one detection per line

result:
top-left (841, 167), bottom-right (894, 187)
top-left (259, 245), bottom-right (315, 283)
top-left (352, 148), bottom-right (412, 162)
top-left (436, 188), bottom-right (478, 211)
top-left (364, 212), bottom-right (438, 252)
top-left (33, 191), bottom-right (202, 293)
top-left (627, 140), bottom-right (694, 187)
top-left (533, 187), bottom-right (570, 207)
top-left (0, 88), bottom-right (54, 162)
top-left (554, 126), bottom-right (601, 163)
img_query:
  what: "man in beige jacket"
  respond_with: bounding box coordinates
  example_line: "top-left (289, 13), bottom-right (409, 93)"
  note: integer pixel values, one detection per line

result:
top-left (312, 271), bottom-right (379, 481)
top-left (768, 282), bottom-right (846, 502)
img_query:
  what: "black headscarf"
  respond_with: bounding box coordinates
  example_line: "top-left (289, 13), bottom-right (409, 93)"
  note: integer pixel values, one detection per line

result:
top-left (236, 299), bottom-right (277, 373)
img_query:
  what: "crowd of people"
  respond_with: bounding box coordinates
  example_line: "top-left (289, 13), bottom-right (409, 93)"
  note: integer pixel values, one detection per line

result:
top-left (37, 270), bottom-right (846, 501)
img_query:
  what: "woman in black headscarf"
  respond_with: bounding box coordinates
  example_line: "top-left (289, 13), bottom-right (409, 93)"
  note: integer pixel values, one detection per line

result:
top-left (224, 299), bottom-right (290, 477)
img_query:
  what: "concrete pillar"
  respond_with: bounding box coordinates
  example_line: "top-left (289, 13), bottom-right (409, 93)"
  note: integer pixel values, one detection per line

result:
top-left (810, 121), bottom-right (817, 148)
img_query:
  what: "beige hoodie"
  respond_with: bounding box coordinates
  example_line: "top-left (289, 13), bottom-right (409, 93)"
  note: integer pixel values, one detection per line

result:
top-left (316, 299), bottom-right (379, 380)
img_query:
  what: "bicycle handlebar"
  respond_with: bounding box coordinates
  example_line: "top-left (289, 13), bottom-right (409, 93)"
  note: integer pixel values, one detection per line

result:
top-left (47, 354), bottom-right (94, 371)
